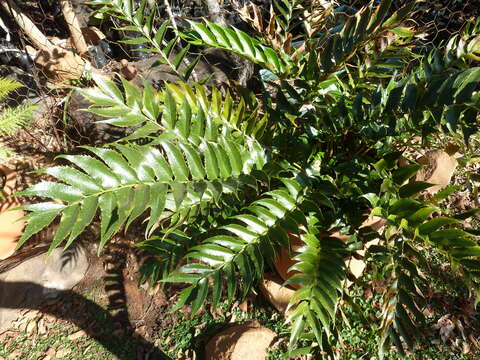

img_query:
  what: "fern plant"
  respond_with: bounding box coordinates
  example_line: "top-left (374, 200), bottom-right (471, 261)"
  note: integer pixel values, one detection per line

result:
top-left (0, 77), bottom-right (35, 157)
top-left (15, 0), bottom-right (480, 358)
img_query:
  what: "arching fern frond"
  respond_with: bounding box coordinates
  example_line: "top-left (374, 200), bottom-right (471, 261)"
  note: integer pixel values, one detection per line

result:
top-left (17, 137), bottom-right (268, 254)
top-left (181, 19), bottom-right (294, 76)
top-left (78, 73), bottom-right (268, 142)
top-left (163, 178), bottom-right (308, 314)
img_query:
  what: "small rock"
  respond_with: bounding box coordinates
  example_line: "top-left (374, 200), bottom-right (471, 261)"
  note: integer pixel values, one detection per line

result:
top-left (259, 274), bottom-right (295, 314)
top-left (415, 150), bottom-right (458, 195)
top-left (0, 245), bottom-right (89, 331)
top-left (205, 321), bottom-right (276, 360)
top-left (68, 330), bottom-right (86, 341)
top-left (41, 244), bottom-right (90, 294)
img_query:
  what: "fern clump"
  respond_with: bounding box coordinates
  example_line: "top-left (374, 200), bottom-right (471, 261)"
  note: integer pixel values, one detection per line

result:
top-left (0, 77), bottom-right (35, 157)
top-left (16, 0), bottom-right (480, 358)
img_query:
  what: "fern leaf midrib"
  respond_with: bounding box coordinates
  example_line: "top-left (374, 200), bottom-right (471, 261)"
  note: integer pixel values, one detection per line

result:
top-left (178, 189), bottom-right (306, 290)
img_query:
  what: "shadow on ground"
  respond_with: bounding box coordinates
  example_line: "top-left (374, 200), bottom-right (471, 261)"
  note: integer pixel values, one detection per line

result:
top-left (0, 280), bottom-right (171, 360)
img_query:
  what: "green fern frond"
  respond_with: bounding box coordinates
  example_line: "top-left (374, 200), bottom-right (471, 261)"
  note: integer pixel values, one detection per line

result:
top-left (285, 215), bottom-right (346, 353)
top-left (0, 77), bottom-right (35, 137)
top-left (88, 0), bottom-right (199, 80)
top-left (79, 73), bottom-right (268, 143)
top-left (300, 0), bottom-right (419, 82)
top-left (0, 104), bottom-right (35, 136)
top-left (377, 245), bottom-right (425, 358)
top-left (366, 162), bottom-right (480, 357)
top-left (364, 55), bottom-right (480, 141)
top-left (178, 1), bottom-right (418, 81)
top-left (163, 178), bottom-right (306, 314)
top-left (0, 78), bottom-right (23, 101)
top-left (17, 138), bottom-right (267, 254)
top-left (181, 20), bottom-right (294, 76)
top-left (418, 212), bottom-right (480, 306)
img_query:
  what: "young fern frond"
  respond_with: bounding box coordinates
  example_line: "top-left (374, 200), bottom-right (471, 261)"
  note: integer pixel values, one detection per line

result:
top-left (286, 215), bottom-right (346, 354)
top-left (78, 73), bottom-right (268, 143)
top-left (0, 104), bottom-right (36, 136)
top-left (164, 178), bottom-right (307, 314)
top-left (0, 77), bottom-right (23, 101)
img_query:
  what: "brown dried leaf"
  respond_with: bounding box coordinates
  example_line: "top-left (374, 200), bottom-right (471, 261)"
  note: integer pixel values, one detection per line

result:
top-left (267, 6), bottom-right (276, 37)
top-left (283, 33), bottom-right (292, 54)
top-left (252, 4), bottom-right (263, 32)
top-left (35, 46), bottom-right (85, 81)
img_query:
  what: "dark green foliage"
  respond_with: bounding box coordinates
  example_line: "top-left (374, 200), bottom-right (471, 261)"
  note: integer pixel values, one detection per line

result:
top-left (17, 0), bottom-right (480, 358)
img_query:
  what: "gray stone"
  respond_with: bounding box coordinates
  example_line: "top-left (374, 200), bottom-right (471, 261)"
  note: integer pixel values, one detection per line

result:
top-left (0, 244), bottom-right (89, 330)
